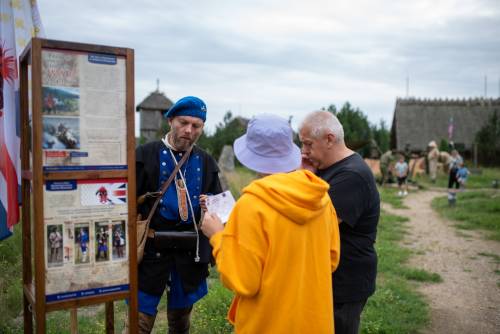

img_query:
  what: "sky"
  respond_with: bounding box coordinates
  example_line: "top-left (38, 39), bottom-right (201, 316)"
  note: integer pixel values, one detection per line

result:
top-left (37, 0), bottom-right (500, 133)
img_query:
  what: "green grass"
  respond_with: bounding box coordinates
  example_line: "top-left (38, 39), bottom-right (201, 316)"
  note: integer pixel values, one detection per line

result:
top-left (378, 186), bottom-right (409, 209)
top-left (432, 191), bottom-right (500, 241)
top-left (224, 166), bottom-right (257, 199)
top-left (415, 166), bottom-right (500, 189)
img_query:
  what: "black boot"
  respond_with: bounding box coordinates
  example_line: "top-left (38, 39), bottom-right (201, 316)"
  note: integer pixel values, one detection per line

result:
top-left (167, 306), bottom-right (193, 334)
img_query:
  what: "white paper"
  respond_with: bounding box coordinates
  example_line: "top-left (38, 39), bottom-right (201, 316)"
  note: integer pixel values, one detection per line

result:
top-left (206, 190), bottom-right (236, 223)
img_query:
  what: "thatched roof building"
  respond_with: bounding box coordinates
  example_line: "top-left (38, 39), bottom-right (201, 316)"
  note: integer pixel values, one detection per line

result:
top-left (136, 90), bottom-right (174, 143)
top-left (390, 97), bottom-right (500, 152)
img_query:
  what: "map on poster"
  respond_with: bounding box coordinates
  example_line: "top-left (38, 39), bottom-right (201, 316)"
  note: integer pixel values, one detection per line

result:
top-left (44, 179), bottom-right (129, 302)
top-left (41, 49), bottom-right (127, 171)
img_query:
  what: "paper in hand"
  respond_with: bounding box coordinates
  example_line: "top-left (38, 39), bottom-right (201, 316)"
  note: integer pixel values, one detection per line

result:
top-left (206, 190), bottom-right (236, 224)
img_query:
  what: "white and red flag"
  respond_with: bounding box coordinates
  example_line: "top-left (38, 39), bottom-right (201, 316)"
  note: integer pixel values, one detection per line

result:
top-left (0, 0), bottom-right (44, 240)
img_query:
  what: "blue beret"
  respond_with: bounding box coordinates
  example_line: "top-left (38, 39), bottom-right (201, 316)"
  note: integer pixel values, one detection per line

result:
top-left (164, 96), bottom-right (207, 122)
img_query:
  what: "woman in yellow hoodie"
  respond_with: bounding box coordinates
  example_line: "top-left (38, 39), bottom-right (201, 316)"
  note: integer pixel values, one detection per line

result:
top-left (201, 114), bottom-right (341, 334)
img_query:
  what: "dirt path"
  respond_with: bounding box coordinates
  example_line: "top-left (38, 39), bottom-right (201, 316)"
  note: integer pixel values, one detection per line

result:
top-left (382, 190), bottom-right (500, 334)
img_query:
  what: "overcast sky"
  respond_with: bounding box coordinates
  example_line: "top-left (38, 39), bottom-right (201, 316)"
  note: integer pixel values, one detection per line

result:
top-left (37, 0), bottom-right (500, 133)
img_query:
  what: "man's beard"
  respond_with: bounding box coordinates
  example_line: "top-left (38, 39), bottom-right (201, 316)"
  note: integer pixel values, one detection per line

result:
top-left (170, 133), bottom-right (196, 151)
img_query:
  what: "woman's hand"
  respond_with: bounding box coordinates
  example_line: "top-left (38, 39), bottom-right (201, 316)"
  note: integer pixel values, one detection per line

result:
top-left (201, 212), bottom-right (224, 238)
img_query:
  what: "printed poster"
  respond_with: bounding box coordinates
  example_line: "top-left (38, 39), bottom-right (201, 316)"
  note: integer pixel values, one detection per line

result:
top-left (41, 49), bottom-right (127, 171)
top-left (43, 178), bottom-right (129, 302)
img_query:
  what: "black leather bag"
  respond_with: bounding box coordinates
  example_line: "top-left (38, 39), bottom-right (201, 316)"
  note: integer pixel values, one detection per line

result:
top-left (153, 231), bottom-right (198, 250)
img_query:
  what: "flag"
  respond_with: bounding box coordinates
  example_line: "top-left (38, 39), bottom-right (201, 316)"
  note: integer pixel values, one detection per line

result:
top-left (0, 0), bottom-right (44, 240)
top-left (447, 116), bottom-right (454, 141)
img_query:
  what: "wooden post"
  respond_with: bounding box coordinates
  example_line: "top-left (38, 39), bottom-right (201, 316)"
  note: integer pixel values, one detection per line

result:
top-left (105, 302), bottom-right (115, 333)
top-left (70, 309), bottom-right (78, 334)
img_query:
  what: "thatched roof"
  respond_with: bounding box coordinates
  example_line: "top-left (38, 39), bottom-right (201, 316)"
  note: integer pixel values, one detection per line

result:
top-left (136, 90), bottom-right (174, 112)
top-left (390, 97), bottom-right (500, 151)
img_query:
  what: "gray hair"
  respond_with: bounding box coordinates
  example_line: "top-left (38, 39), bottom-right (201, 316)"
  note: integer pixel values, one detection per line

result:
top-left (299, 110), bottom-right (344, 143)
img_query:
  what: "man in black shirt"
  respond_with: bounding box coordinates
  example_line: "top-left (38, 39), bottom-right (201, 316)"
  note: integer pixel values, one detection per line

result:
top-left (299, 110), bottom-right (380, 334)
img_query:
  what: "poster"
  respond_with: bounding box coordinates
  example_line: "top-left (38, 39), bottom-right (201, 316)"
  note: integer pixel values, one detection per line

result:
top-left (41, 49), bottom-right (127, 171)
top-left (43, 179), bottom-right (129, 302)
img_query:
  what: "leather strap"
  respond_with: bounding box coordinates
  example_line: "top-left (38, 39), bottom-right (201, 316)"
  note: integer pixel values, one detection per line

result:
top-left (142, 145), bottom-right (194, 223)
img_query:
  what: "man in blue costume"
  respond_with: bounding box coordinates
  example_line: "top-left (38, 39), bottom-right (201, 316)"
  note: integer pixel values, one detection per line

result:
top-left (135, 96), bottom-right (222, 333)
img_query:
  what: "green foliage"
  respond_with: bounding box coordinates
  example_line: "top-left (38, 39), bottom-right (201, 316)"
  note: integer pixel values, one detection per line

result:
top-left (432, 191), bottom-right (500, 240)
top-left (0, 224), bottom-right (23, 333)
top-left (197, 111), bottom-right (247, 160)
top-left (439, 138), bottom-right (449, 152)
top-left (475, 110), bottom-right (500, 166)
top-left (371, 119), bottom-right (390, 154)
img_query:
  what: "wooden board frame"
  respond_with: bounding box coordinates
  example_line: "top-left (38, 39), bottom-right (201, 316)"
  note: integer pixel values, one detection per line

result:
top-left (20, 38), bottom-right (138, 333)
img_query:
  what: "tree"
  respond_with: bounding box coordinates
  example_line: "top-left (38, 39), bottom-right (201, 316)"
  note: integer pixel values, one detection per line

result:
top-left (371, 119), bottom-right (390, 154)
top-left (475, 110), bottom-right (500, 166)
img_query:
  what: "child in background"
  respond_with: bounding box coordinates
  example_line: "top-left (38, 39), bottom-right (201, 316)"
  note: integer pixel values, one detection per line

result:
top-left (456, 162), bottom-right (470, 189)
top-left (394, 155), bottom-right (409, 196)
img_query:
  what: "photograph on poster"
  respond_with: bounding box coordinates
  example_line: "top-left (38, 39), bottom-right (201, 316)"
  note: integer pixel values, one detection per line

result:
top-left (47, 224), bottom-right (63, 267)
top-left (74, 223), bottom-right (90, 265)
top-left (112, 220), bottom-right (126, 260)
top-left (95, 222), bottom-right (110, 262)
top-left (43, 116), bottom-right (80, 150)
top-left (42, 50), bottom-right (79, 87)
top-left (80, 181), bottom-right (127, 206)
top-left (42, 86), bottom-right (80, 116)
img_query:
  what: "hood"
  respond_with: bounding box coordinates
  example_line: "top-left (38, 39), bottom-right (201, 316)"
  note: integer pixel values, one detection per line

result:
top-left (242, 169), bottom-right (332, 225)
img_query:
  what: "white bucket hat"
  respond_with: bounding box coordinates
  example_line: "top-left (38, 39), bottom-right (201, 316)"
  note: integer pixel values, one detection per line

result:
top-left (233, 114), bottom-right (301, 174)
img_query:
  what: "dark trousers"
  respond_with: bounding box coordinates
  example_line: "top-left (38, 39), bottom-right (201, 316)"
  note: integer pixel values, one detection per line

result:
top-left (334, 299), bottom-right (367, 334)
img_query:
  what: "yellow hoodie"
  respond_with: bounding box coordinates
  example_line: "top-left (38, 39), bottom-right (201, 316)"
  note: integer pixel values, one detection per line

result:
top-left (210, 169), bottom-right (340, 334)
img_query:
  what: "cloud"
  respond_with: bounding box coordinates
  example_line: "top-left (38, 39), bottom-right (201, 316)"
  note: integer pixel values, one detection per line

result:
top-left (38, 0), bottom-right (500, 132)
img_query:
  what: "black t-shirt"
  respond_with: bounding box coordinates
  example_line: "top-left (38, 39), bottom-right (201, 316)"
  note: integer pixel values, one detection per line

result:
top-left (317, 153), bottom-right (380, 303)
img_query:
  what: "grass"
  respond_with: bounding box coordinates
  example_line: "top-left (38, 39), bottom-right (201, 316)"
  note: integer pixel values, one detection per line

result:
top-left (414, 166), bottom-right (500, 189)
top-left (378, 186), bottom-right (409, 209)
top-left (431, 191), bottom-right (500, 241)
top-left (223, 166), bottom-right (257, 199)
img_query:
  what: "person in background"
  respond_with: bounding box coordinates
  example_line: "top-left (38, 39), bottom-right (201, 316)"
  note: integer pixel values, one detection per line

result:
top-left (379, 149), bottom-right (395, 185)
top-left (456, 162), bottom-right (470, 189)
top-left (447, 149), bottom-right (463, 206)
top-left (201, 114), bottom-right (341, 333)
top-left (394, 154), bottom-right (409, 196)
top-left (299, 110), bottom-right (380, 334)
top-left (427, 141), bottom-right (440, 183)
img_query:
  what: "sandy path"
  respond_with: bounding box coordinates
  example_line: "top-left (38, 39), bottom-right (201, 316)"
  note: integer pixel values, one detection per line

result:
top-left (382, 190), bottom-right (500, 334)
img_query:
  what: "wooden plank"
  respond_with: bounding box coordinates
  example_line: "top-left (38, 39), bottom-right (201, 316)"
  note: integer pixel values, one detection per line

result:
top-left (31, 37), bottom-right (47, 334)
top-left (20, 45), bottom-right (34, 334)
top-left (40, 38), bottom-right (129, 57)
top-left (105, 302), bottom-right (115, 334)
top-left (43, 170), bottom-right (128, 181)
top-left (125, 48), bottom-right (138, 334)
top-left (45, 292), bottom-right (130, 312)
